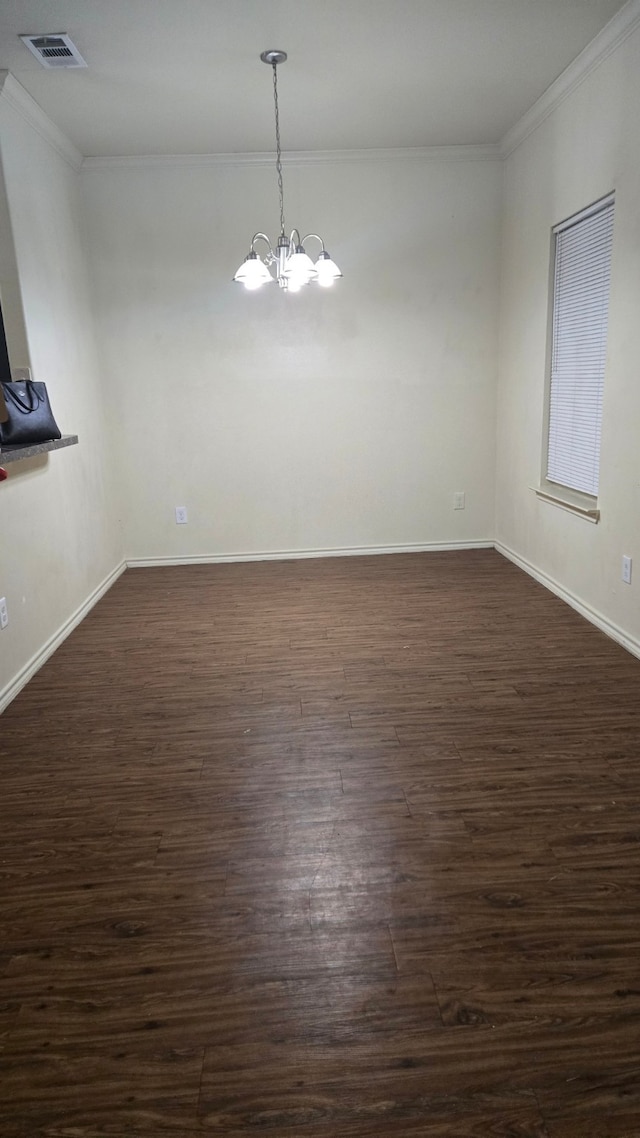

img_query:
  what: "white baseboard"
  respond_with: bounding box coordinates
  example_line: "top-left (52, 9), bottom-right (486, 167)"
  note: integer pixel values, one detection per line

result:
top-left (0, 560), bottom-right (127, 714)
top-left (3, 542), bottom-right (637, 714)
top-left (495, 541), bottom-right (640, 662)
top-left (126, 539), bottom-right (494, 568)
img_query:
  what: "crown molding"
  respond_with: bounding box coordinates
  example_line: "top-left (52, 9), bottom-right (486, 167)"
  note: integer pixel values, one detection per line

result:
top-left (4, 0), bottom-right (639, 179)
top-left (500, 0), bottom-right (640, 157)
top-left (0, 72), bottom-right (82, 172)
top-left (80, 143), bottom-right (501, 172)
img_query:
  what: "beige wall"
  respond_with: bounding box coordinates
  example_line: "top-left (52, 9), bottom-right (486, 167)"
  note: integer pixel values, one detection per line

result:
top-left (80, 154), bottom-right (501, 562)
top-left (0, 79), bottom-right (123, 709)
top-left (495, 23), bottom-right (640, 654)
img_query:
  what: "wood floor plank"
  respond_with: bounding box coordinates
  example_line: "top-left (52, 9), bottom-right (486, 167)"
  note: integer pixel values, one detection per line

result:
top-left (1, 550), bottom-right (640, 1135)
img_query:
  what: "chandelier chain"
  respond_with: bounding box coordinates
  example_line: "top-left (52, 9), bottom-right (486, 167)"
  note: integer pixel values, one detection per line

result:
top-left (272, 62), bottom-right (286, 236)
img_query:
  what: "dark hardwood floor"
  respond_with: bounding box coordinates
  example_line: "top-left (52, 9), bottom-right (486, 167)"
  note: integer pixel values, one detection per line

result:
top-left (1, 549), bottom-right (640, 1137)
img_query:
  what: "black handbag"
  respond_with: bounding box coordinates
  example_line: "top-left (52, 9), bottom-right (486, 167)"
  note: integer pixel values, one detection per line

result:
top-left (0, 380), bottom-right (61, 446)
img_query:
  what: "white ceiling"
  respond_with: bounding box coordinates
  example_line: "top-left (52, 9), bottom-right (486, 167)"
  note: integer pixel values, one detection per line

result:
top-left (0, 0), bottom-right (629, 157)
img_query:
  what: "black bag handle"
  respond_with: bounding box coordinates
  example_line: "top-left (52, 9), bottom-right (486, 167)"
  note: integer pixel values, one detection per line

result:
top-left (2, 381), bottom-right (44, 414)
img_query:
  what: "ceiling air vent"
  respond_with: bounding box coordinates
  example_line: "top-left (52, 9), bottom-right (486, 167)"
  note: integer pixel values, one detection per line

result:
top-left (20, 33), bottom-right (87, 69)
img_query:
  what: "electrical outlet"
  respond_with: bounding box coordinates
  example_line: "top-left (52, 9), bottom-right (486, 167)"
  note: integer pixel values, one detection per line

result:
top-left (175, 506), bottom-right (188, 525)
top-left (622, 555), bottom-right (632, 584)
top-left (0, 597), bottom-right (8, 630)
top-left (453, 491), bottom-right (465, 510)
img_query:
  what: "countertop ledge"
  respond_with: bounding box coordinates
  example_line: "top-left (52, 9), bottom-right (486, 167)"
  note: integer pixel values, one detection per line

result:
top-left (0, 435), bottom-right (79, 463)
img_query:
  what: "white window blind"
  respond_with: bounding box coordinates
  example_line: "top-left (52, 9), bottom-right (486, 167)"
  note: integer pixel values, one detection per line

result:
top-left (547, 195), bottom-right (614, 497)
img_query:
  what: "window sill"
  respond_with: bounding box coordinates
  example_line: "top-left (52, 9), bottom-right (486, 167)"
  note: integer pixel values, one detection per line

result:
top-left (531, 485), bottom-right (600, 523)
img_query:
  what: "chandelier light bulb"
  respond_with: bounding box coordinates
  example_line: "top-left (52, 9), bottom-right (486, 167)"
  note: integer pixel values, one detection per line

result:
top-left (283, 250), bottom-right (317, 286)
top-left (315, 251), bottom-right (342, 287)
top-left (233, 251), bottom-right (273, 288)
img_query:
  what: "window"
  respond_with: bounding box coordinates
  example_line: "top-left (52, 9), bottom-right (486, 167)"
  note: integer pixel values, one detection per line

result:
top-left (546, 194), bottom-right (614, 500)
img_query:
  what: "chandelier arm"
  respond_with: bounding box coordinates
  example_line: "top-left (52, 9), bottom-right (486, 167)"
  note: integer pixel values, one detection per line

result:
top-left (272, 62), bottom-right (286, 237)
top-left (250, 233), bottom-right (276, 260)
top-left (299, 233), bottom-right (326, 252)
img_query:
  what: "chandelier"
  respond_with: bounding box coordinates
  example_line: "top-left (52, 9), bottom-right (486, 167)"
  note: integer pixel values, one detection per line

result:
top-left (233, 50), bottom-right (342, 292)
